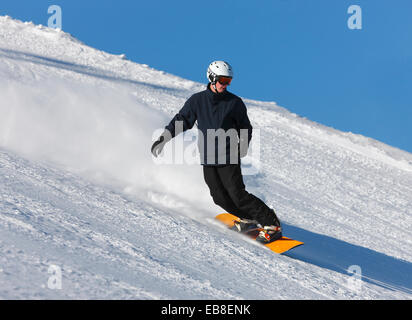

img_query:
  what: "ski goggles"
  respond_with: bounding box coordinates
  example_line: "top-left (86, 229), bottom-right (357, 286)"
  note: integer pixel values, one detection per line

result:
top-left (217, 76), bottom-right (232, 85)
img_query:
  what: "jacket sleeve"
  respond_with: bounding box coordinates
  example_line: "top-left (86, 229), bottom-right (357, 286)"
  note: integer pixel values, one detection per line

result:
top-left (235, 99), bottom-right (253, 158)
top-left (236, 99), bottom-right (253, 144)
top-left (165, 96), bottom-right (197, 138)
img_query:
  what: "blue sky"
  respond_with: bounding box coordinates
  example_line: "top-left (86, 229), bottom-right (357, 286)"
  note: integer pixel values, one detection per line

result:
top-left (2, 0), bottom-right (412, 153)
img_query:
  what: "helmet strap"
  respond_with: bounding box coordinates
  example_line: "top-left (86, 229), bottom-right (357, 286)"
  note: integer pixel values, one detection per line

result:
top-left (212, 81), bottom-right (218, 93)
top-left (209, 72), bottom-right (219, 93)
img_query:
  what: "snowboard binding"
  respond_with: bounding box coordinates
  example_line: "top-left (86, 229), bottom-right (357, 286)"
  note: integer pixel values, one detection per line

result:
top-left (256, 226), bottom-right (283, 244)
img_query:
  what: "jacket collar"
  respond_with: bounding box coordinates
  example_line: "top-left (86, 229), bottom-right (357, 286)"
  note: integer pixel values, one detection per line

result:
top-left (206, 83), bottom-right (228, 103)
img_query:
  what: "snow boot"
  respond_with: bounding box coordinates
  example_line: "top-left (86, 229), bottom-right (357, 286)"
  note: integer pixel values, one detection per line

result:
top-left (231, 218), bottom-right (261, 233)
top-left (256, 209), bottom-right (283, 243)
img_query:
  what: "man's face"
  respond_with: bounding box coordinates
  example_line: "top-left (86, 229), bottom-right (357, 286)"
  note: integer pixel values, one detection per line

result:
top-left (215, 81), bottom-right (229, 93)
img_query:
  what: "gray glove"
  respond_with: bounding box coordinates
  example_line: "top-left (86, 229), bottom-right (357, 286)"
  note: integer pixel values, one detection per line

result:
top-left (151, 130), bottom-right (172, 157)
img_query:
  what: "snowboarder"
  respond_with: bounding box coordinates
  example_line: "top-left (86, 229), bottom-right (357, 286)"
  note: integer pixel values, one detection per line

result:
top-left (151, 61), bottom-right (282, 242)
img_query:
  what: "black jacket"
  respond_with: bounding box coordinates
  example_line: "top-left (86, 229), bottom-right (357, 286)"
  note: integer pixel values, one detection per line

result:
top-left (165, 84), bottom-right (253, 165)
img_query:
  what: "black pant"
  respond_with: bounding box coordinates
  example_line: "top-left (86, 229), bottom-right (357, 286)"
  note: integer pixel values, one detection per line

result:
top-left (203, 164), bottom-right (276, 226)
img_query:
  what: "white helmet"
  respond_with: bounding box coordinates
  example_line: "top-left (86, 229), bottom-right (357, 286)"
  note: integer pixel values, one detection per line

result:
top-left (206, 61), bottom-right (233, 83)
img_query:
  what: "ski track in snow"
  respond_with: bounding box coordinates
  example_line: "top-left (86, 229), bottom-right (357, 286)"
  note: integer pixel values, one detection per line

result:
top-left (0, 16), bottom-right (412, 299)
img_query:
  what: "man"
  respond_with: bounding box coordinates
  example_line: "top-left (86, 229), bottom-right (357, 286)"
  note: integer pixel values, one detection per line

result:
top-left (151, 61), bottom-right (282, 243)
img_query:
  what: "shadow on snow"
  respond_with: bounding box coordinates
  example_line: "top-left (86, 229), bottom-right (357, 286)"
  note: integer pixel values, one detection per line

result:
top-left (283, 223), bottom-right (412, 295)
top-left (0, 47), bottom-right (188, 95)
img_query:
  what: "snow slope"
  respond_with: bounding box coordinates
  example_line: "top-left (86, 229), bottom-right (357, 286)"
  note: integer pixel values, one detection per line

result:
top-left (0, 16), bottom-right (411, 299)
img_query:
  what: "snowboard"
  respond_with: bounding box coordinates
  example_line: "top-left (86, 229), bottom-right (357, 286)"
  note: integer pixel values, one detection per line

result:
top-left (215, 213), bottom-right (303, 254)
